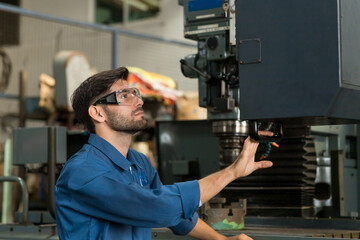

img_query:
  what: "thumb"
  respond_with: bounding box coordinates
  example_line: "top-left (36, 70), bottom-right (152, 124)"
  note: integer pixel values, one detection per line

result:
top-left (254, 160), bottom-right (273, 170)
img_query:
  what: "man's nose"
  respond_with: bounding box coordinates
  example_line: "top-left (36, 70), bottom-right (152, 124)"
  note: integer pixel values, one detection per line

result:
top-left (135, 97), bottom-right (144, 107)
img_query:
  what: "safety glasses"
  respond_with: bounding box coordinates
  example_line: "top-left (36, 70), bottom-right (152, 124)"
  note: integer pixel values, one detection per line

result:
top-left (93, 88), bottom-right (142, 106)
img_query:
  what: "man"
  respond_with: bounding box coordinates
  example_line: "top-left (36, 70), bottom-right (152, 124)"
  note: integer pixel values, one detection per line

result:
top-left (55, 67), bottom-right (273, 240)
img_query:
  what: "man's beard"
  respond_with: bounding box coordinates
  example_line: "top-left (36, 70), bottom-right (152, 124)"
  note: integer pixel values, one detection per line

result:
top-left (105, 107), bottom-right (148, 134)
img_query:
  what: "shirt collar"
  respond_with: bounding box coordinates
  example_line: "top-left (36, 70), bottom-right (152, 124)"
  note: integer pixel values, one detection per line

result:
top-left (88, 134), bottom-right (141, 170)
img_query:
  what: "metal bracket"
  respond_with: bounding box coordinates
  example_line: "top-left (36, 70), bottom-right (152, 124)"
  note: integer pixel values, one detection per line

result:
top-left (239, 38), bottom-right (262, 64)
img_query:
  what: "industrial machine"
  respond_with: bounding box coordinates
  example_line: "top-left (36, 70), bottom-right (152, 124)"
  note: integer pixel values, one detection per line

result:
top-left (1, 1), bottom-right (360, 239)
top-left (0, 126), bottom-right (89, 239)
top-left (154, 0), bottom-right (360, 238)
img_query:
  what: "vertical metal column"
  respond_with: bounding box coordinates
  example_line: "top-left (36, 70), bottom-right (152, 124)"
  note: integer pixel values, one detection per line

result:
top-left (331, 150), bottom-right (346, 217)
top-left (46, 127), bottom-right (56, 219)
top-left (112, 31), bottom-right (118, 69)
top-left (17, 71), bottom-right (27, 202)
top-left (1, 139), bottom-right (13, 223)
top-left (357, 125), bottom-right (360, 216)
top-left (18, 71), bottom-right (26, 127)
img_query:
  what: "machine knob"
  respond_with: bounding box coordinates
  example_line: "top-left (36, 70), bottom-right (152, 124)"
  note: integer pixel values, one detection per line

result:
top-left (207, 37), bottom-right (218, 50)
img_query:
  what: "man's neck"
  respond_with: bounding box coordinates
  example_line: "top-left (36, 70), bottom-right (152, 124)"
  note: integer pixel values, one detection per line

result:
top-left (97, 129), bottom-right (132, 158)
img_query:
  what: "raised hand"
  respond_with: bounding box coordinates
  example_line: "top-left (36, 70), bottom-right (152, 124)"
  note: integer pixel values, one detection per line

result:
top-left (230, 130), bottom-right (273, 179)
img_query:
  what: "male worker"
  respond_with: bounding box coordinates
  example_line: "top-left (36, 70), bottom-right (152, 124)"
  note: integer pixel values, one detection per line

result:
top-left (55, 67), bottom-right (273, 240)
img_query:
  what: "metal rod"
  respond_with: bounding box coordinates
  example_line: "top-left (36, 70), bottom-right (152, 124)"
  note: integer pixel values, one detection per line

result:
top-left (0, 93), bottom-right (18, 99)
top-left (357, 124), bottom-right (360, 216)
top-left (331, 150), bottom-right (346, 217)
top-left (0, 176), bottom-right (28, 224)
top-left (18, 71), bottom-right (26, 128)
top-left (1, 139), bottom-right (13, 224)
top-left (112, 32), bottom-right (118, 69)
top-left (180, 59), bottom-right (211, 80)
top-left (0, 3), bottom-right (196, 48)
top-left (47, 127), bottom-right (56, 219)
top-left (124, 0), bottom-right (129, 26)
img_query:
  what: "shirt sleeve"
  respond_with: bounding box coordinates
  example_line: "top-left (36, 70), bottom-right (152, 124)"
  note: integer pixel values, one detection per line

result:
top-left (149, 166), bottom-right (199, 235)
top-left (55, 171), bottom-right (200, 228)
top-left (169, 211), bottom-right (199, 235)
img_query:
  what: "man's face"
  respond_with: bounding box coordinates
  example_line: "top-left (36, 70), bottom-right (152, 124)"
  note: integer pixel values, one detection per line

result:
top-left (103, 80), bottom-right (147, 134)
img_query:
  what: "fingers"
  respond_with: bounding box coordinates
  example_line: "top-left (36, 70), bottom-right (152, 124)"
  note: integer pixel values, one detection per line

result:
top-left (255, 160), bottom-right (273, 170)
top-left (257, 130), bottom-right (274, 137)
top-left (243, 136), bottom-right (259, 147)
top-left (245, 130), bottom-right (274, 145)
top-left (248, 130), bottom-right (274, 143)
top-left (241, 137), bottom-right (260, 156)
top-left (233, 136), bottom-right (273, 178)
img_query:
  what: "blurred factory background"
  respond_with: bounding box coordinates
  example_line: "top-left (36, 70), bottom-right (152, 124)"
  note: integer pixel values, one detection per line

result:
top-left (0, 0), bottom-right (359, 239)
top-left (0, 0), bottom-right (197, 133)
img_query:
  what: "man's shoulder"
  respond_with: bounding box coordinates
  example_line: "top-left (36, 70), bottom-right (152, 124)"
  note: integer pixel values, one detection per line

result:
top-left (69, 143), bottom-right (111, 163)
top-left (62, 144), bottom-right (112, 176)
top-left (57, 144), bottom-right (113, 189)
top-left (67, 144), bottom-right (103, 165)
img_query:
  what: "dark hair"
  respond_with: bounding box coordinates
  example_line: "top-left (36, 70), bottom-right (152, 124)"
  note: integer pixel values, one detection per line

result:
top-left (71, 67), bottom-right (129, 133)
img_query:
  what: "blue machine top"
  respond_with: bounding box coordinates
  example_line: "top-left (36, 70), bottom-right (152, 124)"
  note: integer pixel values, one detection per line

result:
top-left (188, 0), bottom-right (223, 12)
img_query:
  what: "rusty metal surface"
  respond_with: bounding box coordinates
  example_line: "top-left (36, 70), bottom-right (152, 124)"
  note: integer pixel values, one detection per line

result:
top-left (239, 227), bottom-right (360, 238)
top-left (152, 228), bottom-right (360, 239)
top-left (199, 198), bottom-right (247, 230)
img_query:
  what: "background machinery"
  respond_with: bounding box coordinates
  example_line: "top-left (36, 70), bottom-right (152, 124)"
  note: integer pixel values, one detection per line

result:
top-left (0, 0), bottom-right (360, 239)
top-left (154, 0), bottom-right (360, 238)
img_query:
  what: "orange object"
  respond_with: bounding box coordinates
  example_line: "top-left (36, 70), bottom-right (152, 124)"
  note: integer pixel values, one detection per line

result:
top-left (259, 155), bottom-right (266, 160)
top-left (271, 142), bottom-right (279, 148)
top-left (126, 66), bottom-right (183, 105)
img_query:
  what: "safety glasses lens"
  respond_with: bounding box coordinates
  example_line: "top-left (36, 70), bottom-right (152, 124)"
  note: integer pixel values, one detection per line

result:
top-left (115, 88), bottom-right (141, 105)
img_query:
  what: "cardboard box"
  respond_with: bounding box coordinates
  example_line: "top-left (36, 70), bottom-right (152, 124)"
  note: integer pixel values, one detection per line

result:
top-left (176, 92), bottom-right (207, 120)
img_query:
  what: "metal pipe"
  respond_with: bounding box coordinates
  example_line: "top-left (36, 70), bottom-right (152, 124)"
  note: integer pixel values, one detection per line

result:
top-left (0, 3), bottom-right (196, 48)
top-left (357, 125), bottom-right (360, 216)
top-left (180, 59), bottom-right (211, 80)
top-left (17, 71), bottom-right (28, 200)
top-left (1, 139), bottom-right (13, 223)
top-left (0, 176), bottom-right (28, 224)
top-left (0, 93), bottom-right (18, 99)
top-left (46, 127), bottom-right (56, 219)
top-left (18, 71), bottom-right (26, 128)
top-left (123, 0), bottom-right (129, 26)
top-left (112, 32), bottom-right (118, 69)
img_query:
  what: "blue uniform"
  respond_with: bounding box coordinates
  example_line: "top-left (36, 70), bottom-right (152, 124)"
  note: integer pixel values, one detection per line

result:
top-left (55, 134), bottom-right (200, 240)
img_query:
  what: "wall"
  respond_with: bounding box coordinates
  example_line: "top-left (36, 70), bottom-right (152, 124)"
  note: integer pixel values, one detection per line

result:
top-left (0, 0), bottom-right (197, 142)
top-left (17, 0), bottom-right (197, 92)
top-left (22, 0), bottom-right (94, 22)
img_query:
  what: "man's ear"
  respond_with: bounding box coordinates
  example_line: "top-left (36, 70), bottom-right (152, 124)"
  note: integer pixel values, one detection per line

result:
top-left (88, 105), bottom-right (106, 123)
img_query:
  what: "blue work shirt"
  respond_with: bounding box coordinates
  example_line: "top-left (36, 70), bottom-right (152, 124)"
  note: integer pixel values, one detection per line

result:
top-left (55, 134), bottom-right (200, 240)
